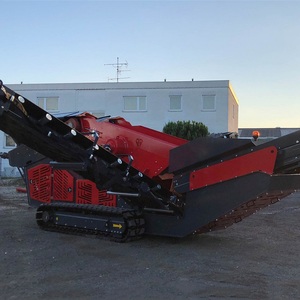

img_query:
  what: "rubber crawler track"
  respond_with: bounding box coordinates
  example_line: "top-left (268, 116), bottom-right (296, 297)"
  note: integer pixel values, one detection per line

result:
top-left (36, 203), bottom-right (145, 242)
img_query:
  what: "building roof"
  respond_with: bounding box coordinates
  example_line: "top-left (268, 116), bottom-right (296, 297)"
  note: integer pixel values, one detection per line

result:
top-left (7, 80), bottom-right (232, 91)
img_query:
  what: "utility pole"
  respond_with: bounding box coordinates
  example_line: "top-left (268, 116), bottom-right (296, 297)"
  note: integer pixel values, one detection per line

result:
top-left (105, 57), bottom-right (130, 82)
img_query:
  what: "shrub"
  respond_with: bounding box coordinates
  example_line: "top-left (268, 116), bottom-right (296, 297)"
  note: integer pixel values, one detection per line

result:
top-left (163, 120), bottom-right (209, 140)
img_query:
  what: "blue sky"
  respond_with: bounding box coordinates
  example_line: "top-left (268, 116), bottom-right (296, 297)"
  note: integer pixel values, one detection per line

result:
top-left (1, 0), bottom-right (300, 128)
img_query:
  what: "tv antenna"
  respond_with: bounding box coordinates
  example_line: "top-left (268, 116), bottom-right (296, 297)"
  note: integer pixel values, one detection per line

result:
top-left (105, 57), bottom-right (130, 82)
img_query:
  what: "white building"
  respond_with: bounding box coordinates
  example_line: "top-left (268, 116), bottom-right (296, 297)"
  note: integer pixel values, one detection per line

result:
top-left (0, 80), bottom-right (238, 176)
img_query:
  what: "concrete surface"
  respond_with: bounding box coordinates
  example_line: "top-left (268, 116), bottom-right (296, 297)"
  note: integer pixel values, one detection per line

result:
top-left (0, 180), bottom-right (300, 300)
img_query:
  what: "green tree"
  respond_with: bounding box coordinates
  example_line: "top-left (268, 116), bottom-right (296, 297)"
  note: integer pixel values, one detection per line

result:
top-left (163, 120), bottom-right (209, 140)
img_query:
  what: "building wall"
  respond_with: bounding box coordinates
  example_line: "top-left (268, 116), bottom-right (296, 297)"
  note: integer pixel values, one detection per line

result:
top-left (227, 83), bottom-right (239, 133)
top-left (0, 80), bottom-right (238, 176)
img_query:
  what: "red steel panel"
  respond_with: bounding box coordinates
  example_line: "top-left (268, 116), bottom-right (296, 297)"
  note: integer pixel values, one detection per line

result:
top-left (76, 179), bottom-right (116, 207)
top-left (27, 164), bottom-right (52, 203)
top-left (190, 146), bottom-right (277, 191)
top-left (53, 170), bottom-right (74, 202)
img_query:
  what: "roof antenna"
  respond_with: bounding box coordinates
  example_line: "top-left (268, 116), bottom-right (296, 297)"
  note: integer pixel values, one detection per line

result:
top-left (105, 57), bottom-right (130, 82)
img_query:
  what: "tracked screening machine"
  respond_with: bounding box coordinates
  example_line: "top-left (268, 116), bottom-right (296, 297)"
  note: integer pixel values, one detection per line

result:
top-left (1, 80), bottom-right (300, 241)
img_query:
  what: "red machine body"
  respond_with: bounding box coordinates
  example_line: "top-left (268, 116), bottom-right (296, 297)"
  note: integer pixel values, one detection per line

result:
top-left (69, 113), bottom-right (187, 178)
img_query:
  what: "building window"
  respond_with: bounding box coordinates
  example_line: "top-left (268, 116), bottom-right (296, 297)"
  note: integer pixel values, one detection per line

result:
top-left (37, 97), bottom-right (59, 111)
top-left (123, 96), bottom-right (147, 111)
top-left (5, 134), bottom-right (16, 148)
top-left (169, 95), bottom-right (182, 111)
top-left (202, 95), bottom-right (216, 111)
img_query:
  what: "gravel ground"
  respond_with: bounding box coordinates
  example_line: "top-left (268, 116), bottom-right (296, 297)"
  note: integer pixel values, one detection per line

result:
top-left (0, 179), bottom-right (300, 300)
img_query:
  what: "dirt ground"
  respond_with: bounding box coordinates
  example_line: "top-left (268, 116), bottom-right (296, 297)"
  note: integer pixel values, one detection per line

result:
top-left (0, 179), bottom-right (300, 300)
